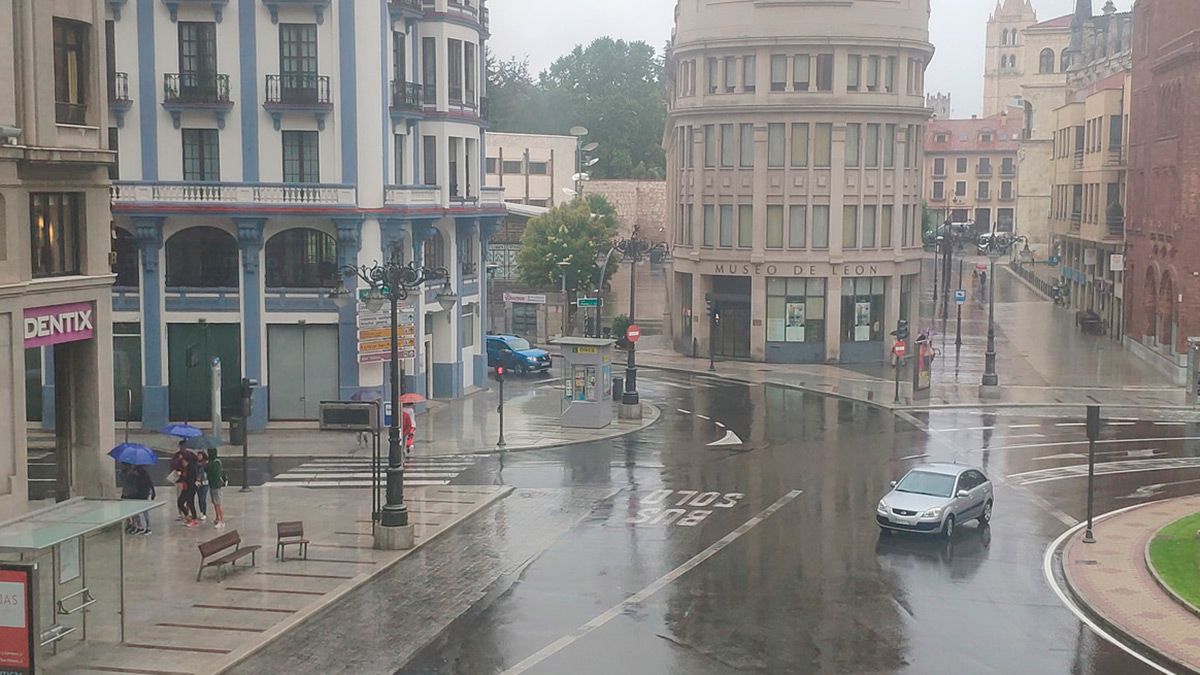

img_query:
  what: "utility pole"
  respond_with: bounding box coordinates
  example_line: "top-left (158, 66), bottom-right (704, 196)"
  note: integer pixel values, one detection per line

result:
top-left (496, 366), bottom-right (506, 448)
top-left (955, 258), bottom-right (964, 350)
top-left (1083, 405), bottom-right (1099, 543)
top-left (239, 377), bottom-right (255, 492)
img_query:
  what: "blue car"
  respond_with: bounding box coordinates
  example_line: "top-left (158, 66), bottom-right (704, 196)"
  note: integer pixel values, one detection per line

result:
top-left (486, 335), bottom-right (552, 375)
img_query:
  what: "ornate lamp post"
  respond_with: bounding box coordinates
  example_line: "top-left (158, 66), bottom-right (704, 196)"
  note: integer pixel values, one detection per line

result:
top-left (613, 224), bottom-right (667, 407)
top-left (979, 230), bottom-right (1029, 394)
top-left (330, 247), bottom-right (455, 545)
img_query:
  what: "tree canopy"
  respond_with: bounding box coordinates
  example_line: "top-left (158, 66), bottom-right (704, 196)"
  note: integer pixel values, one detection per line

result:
top-left (487, 38), bottom-right (666, 180)
top-left (516, 195), bottom-right (620, 293)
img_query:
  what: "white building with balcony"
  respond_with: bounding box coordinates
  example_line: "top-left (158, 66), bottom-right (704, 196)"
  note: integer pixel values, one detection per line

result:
top-left (107, 0), bottom-right (502, 429)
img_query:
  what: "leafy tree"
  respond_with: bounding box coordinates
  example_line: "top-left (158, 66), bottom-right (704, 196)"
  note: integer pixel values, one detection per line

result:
top-left (516, 196), bottom-right (620, 293)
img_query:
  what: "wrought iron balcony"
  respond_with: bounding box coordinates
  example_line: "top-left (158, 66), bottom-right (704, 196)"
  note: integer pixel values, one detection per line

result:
top-left (108, 71), bottom-right (133, 127)
top-left (1000, 164), bottom-right (1016, 177)
top-left (163, 72), bottom-right (233, 127)
top-left (976, 165), bottom-right (993, 177)
top-left (390, 81), bottom-right (425, 124)
top-left (1107, 215), bottom-right (1125, 237)
top-left (264, 73), bottom-right (332, 129)
top-left (1070, 211), bottom-right (1082, 229)
top-left (388, 0), bottom-right (422, 20)
top-left (263, 0), bottom-right (329, 24)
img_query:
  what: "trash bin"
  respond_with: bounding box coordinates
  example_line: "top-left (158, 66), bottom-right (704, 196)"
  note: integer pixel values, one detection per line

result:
top-left (612, 376), bottom-right (624, 402)
top-left (229, 417), bottom-right (246, 445)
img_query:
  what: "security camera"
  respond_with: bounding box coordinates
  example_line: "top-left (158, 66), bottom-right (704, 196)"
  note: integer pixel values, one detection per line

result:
top-left (0, 126), bottom-right (22, 139)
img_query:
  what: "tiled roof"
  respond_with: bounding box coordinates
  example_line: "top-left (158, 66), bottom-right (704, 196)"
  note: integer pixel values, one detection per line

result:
top-left (925, 108), bottom-right (1025, 153)
top-left (1028, 14), bottom-right (1073, 30)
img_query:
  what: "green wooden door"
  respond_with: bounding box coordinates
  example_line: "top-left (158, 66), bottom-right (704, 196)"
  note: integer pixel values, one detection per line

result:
top-left (168, 323), bottom-right (241, 421)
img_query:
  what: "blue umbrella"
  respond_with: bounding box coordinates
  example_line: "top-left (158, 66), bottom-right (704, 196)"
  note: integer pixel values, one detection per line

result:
top-left (160, 423), bottom-right (203, 438)
top-left (108, 442), bottom-right (158, 466)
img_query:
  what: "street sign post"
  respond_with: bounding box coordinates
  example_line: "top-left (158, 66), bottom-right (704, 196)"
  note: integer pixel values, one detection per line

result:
top-left (954, 289), bottom-right (966, 305)
top-left (1083, 405), bottom-right (1100, 543)
top-left (577, 297), bottom-right (600, 308)
top-left (626, 324), bottom-right (641, 343)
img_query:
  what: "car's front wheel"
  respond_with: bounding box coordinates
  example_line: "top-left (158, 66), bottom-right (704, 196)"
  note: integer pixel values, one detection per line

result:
top-left (517, 362), bottom-right (529, 375)
top-left (979, 500), bottom-right (993, 525)
top-left (941, 514), bottom-right (956, 539)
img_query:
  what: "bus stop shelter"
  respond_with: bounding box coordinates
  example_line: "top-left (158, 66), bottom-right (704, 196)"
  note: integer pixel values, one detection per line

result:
top-left (0, 497), bottom-right (162, 671)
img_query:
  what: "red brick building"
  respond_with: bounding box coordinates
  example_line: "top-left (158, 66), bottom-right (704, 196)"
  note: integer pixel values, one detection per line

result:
top-left (1125, 0), bottom-right (1200, 384)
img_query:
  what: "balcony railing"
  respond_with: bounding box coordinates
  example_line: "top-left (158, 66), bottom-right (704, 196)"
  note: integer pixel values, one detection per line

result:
top-left (1107, 215), bottom-right (1124, 237)
top-left (1073, 150), bottom-right (1084, 169)
top-left (111, 181), bottom-right (356, 207)
top-left (1106, 147), bottom-right (1124, 166)
top-left (976, 165), bottom-right (993, 177)
top-left (109, 72), bottom-right (131, 104)
top-left (1070, 211), bottom-right (1082, 229)
top-left (480, 186), bottom-right (504, 206)
top-left (1000, 164), bottom-right (1016, 177)
top-left (384, 184), bottom-right (441, 207)
top-left (164, 72), bottom-right (231, 105)
top-left (265, 73), bottom-right (331, 106)
top-left (391, 80), bottom-right (423, 110)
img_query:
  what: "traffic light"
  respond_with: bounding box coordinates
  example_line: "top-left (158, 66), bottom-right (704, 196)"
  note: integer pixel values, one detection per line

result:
top-left (705, 292), bottom-right (713, 317)
top-left (890, 319), bottom-right (909, 343)
top-left (705, 292), bottom-right (720, 324)
top-left (495, 366), bottom-right (505, 382)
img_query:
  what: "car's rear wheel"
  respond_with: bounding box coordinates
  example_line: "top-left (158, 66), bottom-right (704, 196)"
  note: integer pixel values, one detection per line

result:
top-left (941, 514), bottom-right (956, 539)
top-left (979, 500), bottom-right (993, 525)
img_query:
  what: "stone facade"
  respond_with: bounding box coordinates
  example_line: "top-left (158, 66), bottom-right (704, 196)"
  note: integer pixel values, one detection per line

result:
top-left (1124, 0), bottom-right (1200, 384)
top-left (664, 0), bottom-right (932, 364)
top-left (923, 108), bottom-right (1023, 234)
top-left (587, 180), bottom-right (668, 240)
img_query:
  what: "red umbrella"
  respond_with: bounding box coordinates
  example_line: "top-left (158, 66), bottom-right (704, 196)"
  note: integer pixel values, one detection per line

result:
top-left (399, 393), bottom-right (426, 405)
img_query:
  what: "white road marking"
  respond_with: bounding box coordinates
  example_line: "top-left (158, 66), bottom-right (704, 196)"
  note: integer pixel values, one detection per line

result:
top-left (695, 414), bottom-right (711, 421)
top-left (501, 490), bottom-right (804, 675)
top-left (1008, 424), bottom-right (1041, 429)
top-left (1032, 453), bottom-right (1088, 462)
top-left (1043, 510), bottom-right (1175, 675)
top-left (715, 422), bottom-right (726, 429)
top-left (1107, 421), bottom-right (1137, 426)
top-left (966, 426), bottom-right (995, 431)
top-left (1118, 478), bottom-right (1200, 500)
top-left (1009, 456), bottom-right (1200, 485)
top-left (1003, 433), bottom-right (1045, 439)
top-left (677, 408), bottom-right (692, 415)
top-left (1055, 422), bottom-right (1087, 427)
top-left (897, 453), bottom-right (929, 461)
top-left (930, 428), bottom-right (961, 432)
top-left (707, 430), bottom-right (744, 447)
top-left (1155, 421), bottom-right (1187, 426)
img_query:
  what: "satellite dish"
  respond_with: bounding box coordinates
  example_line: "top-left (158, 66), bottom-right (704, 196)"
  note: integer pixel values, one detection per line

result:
top-left (582, 142), bottom-right (599, 152)
top-left (562, 187), bottom-right (578, 196)
top-left (585, 157), bottom-right (600, 166)
top-left (569, 126), bottom-right (589, 136)
top-left (572, 172), bottom-right (590, 182)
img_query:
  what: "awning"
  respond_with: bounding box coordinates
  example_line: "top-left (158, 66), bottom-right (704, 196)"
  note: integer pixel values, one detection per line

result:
top-left (0, 498), bottom-right (163, 552)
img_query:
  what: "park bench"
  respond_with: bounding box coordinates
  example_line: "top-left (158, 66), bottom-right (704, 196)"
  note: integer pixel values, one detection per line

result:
top-left (276, 521), bottom-right (310, 561)
top-left (196, 530), bottom-right (261, 581)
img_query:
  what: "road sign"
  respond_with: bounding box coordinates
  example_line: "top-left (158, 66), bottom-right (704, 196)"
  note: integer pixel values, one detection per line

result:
top-left (357, 326), bottom-right (415, 340)
top-left (359, 351), bottom-right (415, 364)
top-left (577, 297), bottom-right (600, 308)
top-left (892, 340), bottom-right (907, 358)
top-left (503, 292), bottom-right (547, 304)
top-left (626, 324), bottom-right (641, 343)
top-left (955, 289), bottom-right (967, 305)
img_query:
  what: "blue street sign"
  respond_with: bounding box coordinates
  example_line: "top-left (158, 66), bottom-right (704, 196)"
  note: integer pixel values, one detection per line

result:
top-left (1048, 255), bottom-right (1061, 266)
top-left (955, 289), bottom-right (967, 305)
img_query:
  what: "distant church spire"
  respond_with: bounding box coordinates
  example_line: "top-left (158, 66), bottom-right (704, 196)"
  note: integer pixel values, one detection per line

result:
top-left (1068, 0), bottom-right (1092, 56)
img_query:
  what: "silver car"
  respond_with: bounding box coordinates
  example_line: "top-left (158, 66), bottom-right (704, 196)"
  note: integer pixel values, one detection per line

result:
top-left (876, 463), bottom-right (994, 538)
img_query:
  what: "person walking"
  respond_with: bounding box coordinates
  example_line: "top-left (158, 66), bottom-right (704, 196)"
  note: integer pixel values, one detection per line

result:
top-left (206, 448), bottom-right (228, 528)
top-left (401, 403), bottom-right (416, 459)
top-left (132, 464), bottom-right (155, 535)
top-left (177, 454), bottom-right (200, 527)
top-left (195, 450), bottom-right (210, 521)
top-left (169, 441), bottom-right (197, 521)
top-left (121, 464), bottom-right (140, 534)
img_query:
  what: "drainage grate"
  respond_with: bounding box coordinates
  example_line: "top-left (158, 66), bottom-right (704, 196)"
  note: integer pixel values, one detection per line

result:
top-left (1076, 559), bottom-right (1100, 566)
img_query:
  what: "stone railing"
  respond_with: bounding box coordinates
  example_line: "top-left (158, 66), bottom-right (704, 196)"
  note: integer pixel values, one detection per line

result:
top-left (383, 184), bottom-right (442, 207)
top-left (111, 182), bottom-right (357, 206)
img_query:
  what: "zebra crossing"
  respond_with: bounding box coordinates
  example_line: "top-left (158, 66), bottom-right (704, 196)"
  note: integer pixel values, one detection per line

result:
top-left (264, 454), bottom-right (480, 489)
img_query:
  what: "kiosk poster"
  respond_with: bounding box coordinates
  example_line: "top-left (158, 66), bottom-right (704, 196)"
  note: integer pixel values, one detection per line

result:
top-left (0, 564), bottom-right (34, 674)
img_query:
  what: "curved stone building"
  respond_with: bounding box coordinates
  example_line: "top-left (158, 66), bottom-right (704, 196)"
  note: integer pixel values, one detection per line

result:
top-left (665, 0), bottom-right (933, 363)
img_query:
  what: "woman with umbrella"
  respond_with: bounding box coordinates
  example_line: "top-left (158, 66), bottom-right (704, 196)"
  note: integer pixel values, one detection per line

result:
top-left (109, 442), bottom-right (158, 535)
top-left (400, 393), bottom-right (424, 458)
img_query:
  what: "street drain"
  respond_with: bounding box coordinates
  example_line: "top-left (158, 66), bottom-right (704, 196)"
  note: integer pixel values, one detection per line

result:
top-left (1076, 560), bottom-right (1100, 566)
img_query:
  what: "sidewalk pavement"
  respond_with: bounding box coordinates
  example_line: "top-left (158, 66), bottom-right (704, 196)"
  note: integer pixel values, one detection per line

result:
top-left (44, 483), bottom-right (512, 675)
top-left (97, 381), bottom-right (659, 459)
top-left (1062, 495), bottom-right (1200, 674)
top-left (638, 258), bottom-right (1192, 415)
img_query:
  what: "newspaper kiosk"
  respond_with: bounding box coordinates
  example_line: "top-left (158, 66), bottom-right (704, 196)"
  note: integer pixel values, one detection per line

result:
top-left (554, 337), bottom-right (616, 429)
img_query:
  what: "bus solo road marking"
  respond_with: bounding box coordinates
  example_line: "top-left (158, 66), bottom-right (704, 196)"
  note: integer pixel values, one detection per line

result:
top-left (628, 489), bottom-right (745, 527)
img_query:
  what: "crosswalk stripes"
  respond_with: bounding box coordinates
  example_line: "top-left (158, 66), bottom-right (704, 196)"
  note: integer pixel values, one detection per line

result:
top-left (264, 455), bottom-right (479, 489)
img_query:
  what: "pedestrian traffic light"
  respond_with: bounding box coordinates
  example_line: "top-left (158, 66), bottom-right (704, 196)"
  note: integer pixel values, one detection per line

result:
top-left (495, 366), bottom-right (505, 382)
top-left (890, 319), bottom-right (909, 343)
top-left (705, 292), bottom-right (713, 317)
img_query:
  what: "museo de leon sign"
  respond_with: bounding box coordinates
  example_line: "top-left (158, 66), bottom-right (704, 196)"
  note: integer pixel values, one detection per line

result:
top-left (707, 262), bottom-right (882, 277)
top-left (23, 301), bottom-right (96, 349)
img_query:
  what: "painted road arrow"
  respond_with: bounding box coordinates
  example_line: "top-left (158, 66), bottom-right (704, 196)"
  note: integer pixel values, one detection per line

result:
top-left (708, 430), bottom-right (744, 447)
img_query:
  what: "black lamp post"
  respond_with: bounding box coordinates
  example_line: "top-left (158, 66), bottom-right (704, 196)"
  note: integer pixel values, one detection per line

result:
top-left (613, 224), bottom-right (667, 406)
top-left (330, 248), bottom-right (455, 532)
top-left (979, 230), bottom-right (1029, 389)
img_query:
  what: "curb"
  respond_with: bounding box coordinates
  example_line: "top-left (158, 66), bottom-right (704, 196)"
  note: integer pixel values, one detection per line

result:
top-left (639, 363), bottom-right (898, 412)
top-left (469, 403), bottom-right (663, 455)
top-left (1057, 500), bottom-right (1199, 675)
top-left (1144, 516), bottom-right (1200, 622)
top-left (211, 485), bottom-right (516, 675)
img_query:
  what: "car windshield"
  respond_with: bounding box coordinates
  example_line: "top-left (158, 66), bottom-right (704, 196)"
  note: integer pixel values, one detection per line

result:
top-left (507, 338), bottom-right (532, 351)
top-left (894, 471), bottom-right (957, 498)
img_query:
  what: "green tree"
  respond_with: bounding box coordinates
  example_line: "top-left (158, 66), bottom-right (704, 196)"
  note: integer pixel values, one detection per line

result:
top-left (516, 196), bottom-right (620, 292)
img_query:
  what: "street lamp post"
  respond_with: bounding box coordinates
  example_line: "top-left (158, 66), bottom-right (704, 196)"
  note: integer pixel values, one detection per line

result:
top-left (979, 230), bottom-right (1028, 395)
top-left (558, 260), bottom-right (571, 337)
top-left (613, 224), bottom-right (667, 408)
top-left (330, 248), bottom-right (455, 548)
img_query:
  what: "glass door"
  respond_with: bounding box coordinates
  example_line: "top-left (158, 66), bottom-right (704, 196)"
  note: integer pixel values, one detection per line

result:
top-left (279, 24), bottom-right (318, 103)
top-left (178, 22), bottom-right (217, 100)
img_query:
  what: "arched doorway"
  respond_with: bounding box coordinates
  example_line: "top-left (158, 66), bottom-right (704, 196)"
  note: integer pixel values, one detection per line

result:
top-left (264, 228), bottom-right (338, 289)
top-left (165, 226), bottom-right (238, 288)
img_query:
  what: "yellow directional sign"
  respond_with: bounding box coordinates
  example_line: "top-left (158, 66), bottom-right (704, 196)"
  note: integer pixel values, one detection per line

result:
top-left (358, 338), bottom-right (416, 352)
top-left (358, 327), bottom-right (415, 340)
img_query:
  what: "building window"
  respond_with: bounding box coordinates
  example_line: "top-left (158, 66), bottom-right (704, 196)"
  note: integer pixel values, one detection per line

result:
top-left (767, 278), bottom-right (826, 344)
top-left (814, 123), bottom-right (832, 167)
top-left (485, 158), bottom-right (497, 174)
top-left (998, 208), bottom-right (1015, 231)
top-left (788, 205), bottom-right (806, 248)
top-left (884, 124), bottom-right (896, 167)
top-left (864, 124), bottom-right (880, 167)
top-left (933, 158), bottom-right (945, 176)
top-left (841, 277), bottom-right (886, 343)
top-left (956, 157), bottom-right (967, 173)
top-left (1001, 181), bottom-right (1013, 200)
top-left (881, 205), bottom-right (893, 248)
top-left (448, 38), bottom-right (463, 103)
top-left (425, 230), bottom-right (445, 269)
top-left (703, 204), bottom-right (716, 246)
top-left (740, 123), bottom-right (754, 167)
top-left (845, 123), bottom-right (861, 168)
top-left (816, 53), bottom-right (833, 91)
top-left (165, 226), bottom-right (238, 288)
top-left (265, 228), bottom-right (337, 288)
top-left (279, 23), bottom-right (318, 101)
top-left (955, 181), bottom-right (967, 197)
top-left (742, 55), bottom-right (756, 91)
top-left (766, 205), bottom-right (783, 248)
top-left (707, 57), bottom-right (718, 93)
top-left (811, 205), bottom-right (829, 248)
top-left (1060, 49), bottom-right (1070, 72)
top-left (464, 42), bottom-right (476, 105)
top-left (178, 21), bottom-right (218, 99)
top-left (684, 125), bottom-right (694, 168)
top-left (460, 303), bottom-right (476, 348)
top-left (423, 135), bottom-right (437, 185)
top-left (1039, 48), bottom-right (1054, 74)
top-left (767, 123), bottom-right (785, 167)
top-left (720, 123), bottom-right (735, 167)
top-left (182, 128), bottom-right (220, 181)
top-left (395, 135), bottom-right (406, 183)
top-left (737, 205), bottom-right (753, 247)
top-left (866, 55), bottom-right (880, 91)
top-left (283, 131), bottom-right (319, 183)
top-left (501, 159), bottom-right (522, 174)
top-left (30, 193), bottom-right (82, 278)
top-left (846, 54), bottom-right (861, 91)
top-left (978, 181), bottom-right (990, 200)
top-left (112, 226), bottom-right (139, 287)
top-left (53, 19), bottom-right (89, 125)
top-left (704, 125), bottom-right (717, 167)
top-left (723, 56), bottom-right (736, 92)
top-left (884, 56), bottom-right (896, 93)
top-left (770, 55), bottom-right (787, 91)
top-left (933, 181), bottom-right (944, 200)
top-left (528, 161), bottom-right (548, 175)
top-left (842, 205), bottom-right (858, 249)
top-left (862, 205), bottom-right (877, 248)
top-left (422, 37), bottom-right (437, 102)
top-left (793, 54), bottom-right (810, 91)
top-left (719, 205), bottom-right (734, 247)
top-left (791, 123), bottom-right (809, 167)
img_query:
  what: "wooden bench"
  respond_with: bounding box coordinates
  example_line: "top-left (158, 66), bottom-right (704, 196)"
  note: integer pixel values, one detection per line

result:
top-left (197, 530), bottom-right (261, 581)
top-left (276, 521), bottom-right (310, 561)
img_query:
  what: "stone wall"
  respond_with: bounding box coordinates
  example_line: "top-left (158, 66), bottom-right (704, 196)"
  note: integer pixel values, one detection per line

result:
top-left (586, 180), bottom-right (668, 240)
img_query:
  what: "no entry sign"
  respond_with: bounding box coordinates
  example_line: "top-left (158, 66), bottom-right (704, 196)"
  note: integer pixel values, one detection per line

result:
top-left (626, 324), bottom-right (641, 343)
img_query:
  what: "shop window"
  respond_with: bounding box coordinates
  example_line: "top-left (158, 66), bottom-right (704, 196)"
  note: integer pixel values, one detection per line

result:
top-left (265, 228), bottom-right (337, 288)
top-left (112, 225), bottom-right (139, 288)
top-left (841, 277), bottom-right (886, 343)
top-left (165, 226), bottom-right (238, 288)
top-left (766, 277), bottom-right (825, 343)
top-left (30, 193), bottom-right (83, 278)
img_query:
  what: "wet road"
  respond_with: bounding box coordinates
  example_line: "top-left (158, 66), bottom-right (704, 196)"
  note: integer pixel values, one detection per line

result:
top-left (249, 370), bottom-right (1199, 674)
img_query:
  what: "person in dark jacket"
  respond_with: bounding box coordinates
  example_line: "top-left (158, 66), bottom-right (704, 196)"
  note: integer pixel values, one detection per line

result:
top-left (133, 465), bottom-right (155, 535)
top-left (177, 454), bottom-right (200, 527)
